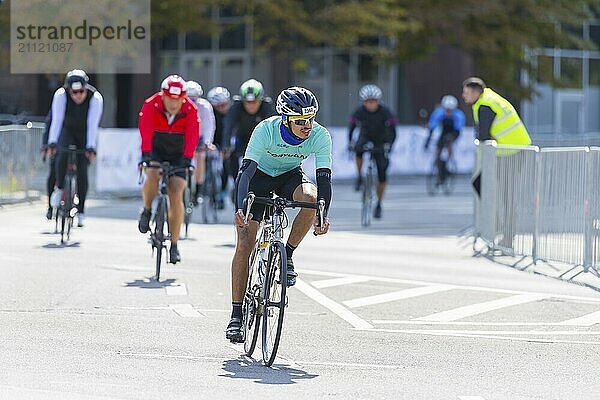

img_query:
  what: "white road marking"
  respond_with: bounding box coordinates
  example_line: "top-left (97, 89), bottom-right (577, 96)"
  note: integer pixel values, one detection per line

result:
top-left (295, 279), bottom-right (373, 329)
top-left (301, 268), bottom-right (600, 303)
top-left (459, 397), bottom-right (486, 400)
top-left (165, 284), bottom-right (188, 296)
top-left (343, 285), bottom-right (454, 308)
top-left (169, 304), bottom-right (203, 318)
top-left (558, 310), bottom-right (600, 326)
top-left (361, 328), bottom-right (600, 345)
top-left (311, 276), bottom-right (371, 288)
top-left (416, 294), bottom-right (549, 322)
top-left (372, 320), bottom-right (598, 327)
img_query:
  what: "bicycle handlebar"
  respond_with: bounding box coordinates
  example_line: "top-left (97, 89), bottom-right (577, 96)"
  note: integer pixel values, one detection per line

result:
top-left (243, 193), bottom-right (326, 233)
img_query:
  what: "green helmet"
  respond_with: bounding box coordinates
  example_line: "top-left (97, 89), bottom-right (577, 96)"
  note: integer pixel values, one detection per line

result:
top-left (240, 79), bottom-right (264, 101)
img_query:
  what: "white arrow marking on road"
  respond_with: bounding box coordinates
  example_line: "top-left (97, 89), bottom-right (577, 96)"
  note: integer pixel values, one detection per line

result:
top-left (343, 285), bottom-right (454, 308)
top-left (416, 294), bottom-right (549, 322)
top-left (557, 310), bottom-right (600, 326)
top-left (169, 304), bottom-right (202, 318)
top-left (311, 276), bottom-right (371, 288)
top-left (372, 320), bottom-right (594, 327)
top-left (165, 284), bottom-right (188, 296)
top-left (295, 279), bottom-right (373, 329)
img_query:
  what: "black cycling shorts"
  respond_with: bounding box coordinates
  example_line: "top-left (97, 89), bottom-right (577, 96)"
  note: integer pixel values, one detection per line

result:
top-left (150, 151), bottom-right (187, 179)
top-left (354, 136), bottom-right (389, 183)
top-left (436, 131), bottom-right (459, 149)
top-left (248, 167), bottom-right (313, 222)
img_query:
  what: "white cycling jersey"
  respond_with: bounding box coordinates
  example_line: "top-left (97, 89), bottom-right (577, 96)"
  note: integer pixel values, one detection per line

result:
top-left (194, 98), bottom-right (215, 146)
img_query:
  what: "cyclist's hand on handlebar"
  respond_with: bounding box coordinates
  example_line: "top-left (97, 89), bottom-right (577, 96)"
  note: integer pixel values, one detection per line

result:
top-left (86, 148), bottom-right (97, 161)
top-left (138, 152), bottom-right (152, 171)
top-left (234, 209), bottom-right (252, 228)
top-left (313, 216), bottom-right (330, 235)
top-left (47, 143), bottom-right (57, 157)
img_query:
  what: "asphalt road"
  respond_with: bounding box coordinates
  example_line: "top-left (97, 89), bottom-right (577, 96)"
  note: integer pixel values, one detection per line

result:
top-left (1, 176), bottom-right (599, 400)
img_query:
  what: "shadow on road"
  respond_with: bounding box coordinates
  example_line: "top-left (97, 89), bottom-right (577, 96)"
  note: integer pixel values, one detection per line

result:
top-left (41, 242), bottom-right (81, 249)
top-left (220, 357), bottom-right (318, 384)
top-left (124, 278), bottom-right (177, 289)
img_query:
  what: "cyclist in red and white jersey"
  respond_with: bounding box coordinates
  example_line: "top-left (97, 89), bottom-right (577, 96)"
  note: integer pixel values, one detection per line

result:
top-left (137, 75), bottom-right (200, 263)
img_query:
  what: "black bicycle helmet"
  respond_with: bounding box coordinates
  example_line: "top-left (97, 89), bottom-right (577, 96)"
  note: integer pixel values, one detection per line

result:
top-left (276, 86), bottom-right (319, 116)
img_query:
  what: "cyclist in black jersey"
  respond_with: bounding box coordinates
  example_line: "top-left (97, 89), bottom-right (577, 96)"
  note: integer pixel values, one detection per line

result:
top-left (47, 69), bottom-right (103, 228)
top-left (222, 79), bottom-right (276, 184)
top-left (348, 84), bottom-right (397, 219)
top-left (207, 86), bottom-right (232, 208)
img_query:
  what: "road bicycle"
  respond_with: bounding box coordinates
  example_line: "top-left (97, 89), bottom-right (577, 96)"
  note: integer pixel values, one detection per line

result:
top-left (183, 166), bottom-right (195, 238)
top-left (359, 143), bottom-right (387, 227)
top-left (142, 162), bottom-right (188, 281)
top-left (241, 192), bottom-right (324, 366)
top-left (426, 145), bottom-right (457, 196)
top-left (198, 148), bottom-right (222, 224)
top-left (55, 145), bottom-right (84, 244)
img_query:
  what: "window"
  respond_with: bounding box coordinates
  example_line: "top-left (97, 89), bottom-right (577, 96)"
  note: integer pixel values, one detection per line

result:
top-left (186, 32), bottom-right (211, 50)
top-left (589, 58), bottom-right (600, 86)
top-left (160, 31), bottom-right (178, 50)
top-left (590, 24), bottom-right (600, 49)
top-left (358, 54), bottom-right (377, 82)
top-left (219, 24), bottom-right (246, 49)
top-left (560, 57), bottom-right (583, 88)
top-left (537, 55), bottom-right (554, 83)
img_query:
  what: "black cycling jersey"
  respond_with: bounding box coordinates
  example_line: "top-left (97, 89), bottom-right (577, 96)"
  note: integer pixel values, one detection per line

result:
top-left (223, 98), bottom-right (276, 155)
top-left (213, 109), bottom-right (226, 150)
top-left (348, 104), bottom-right (397, 145)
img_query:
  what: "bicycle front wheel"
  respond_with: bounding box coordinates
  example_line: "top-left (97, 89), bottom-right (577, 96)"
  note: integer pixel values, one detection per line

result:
top-left (154, 197), bottom-right (167, 280)
top-left (243, 239), bottom-right (263, 356)
top-left (361, 169), bottom-right (373, 227)
top-left (262, 242), bottom-right (287, 366)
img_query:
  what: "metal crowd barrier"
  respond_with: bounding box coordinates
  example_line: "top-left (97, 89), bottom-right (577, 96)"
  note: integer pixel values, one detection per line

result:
top-left (0, 123), bottom-right (46, 204)
top-left (474, 141), bottom-right (600, 275)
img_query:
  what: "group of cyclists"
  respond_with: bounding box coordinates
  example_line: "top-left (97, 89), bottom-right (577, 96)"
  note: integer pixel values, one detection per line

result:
top-left (42, 67), bottom-right (472, 342)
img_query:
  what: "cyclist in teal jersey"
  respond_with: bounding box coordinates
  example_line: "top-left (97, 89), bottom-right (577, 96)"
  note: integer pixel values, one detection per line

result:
top-left (225, 86), bottom-right (332, 342)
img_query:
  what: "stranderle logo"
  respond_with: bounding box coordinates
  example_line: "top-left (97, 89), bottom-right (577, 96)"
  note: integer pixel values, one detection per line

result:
top-left (11, 0), bottom-right (150, 74)
top-left (15, 19), bottom-right (146, 46)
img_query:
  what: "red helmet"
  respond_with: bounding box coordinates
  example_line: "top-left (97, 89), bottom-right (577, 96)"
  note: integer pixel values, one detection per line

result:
top-left (161, 75), bottom-right (187, 99)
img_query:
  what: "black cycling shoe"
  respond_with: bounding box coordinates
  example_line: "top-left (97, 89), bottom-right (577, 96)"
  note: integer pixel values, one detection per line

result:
top-left (354, 176), bottom-right (362, 192)
top-left (286, 257), bottom-right (298, 287)
top-left (138, 208), bottom-right (152, 233)
top-left (374, 202), bottom-right (382, 219)
top-left (46, 206), bottom-right (53, 220)
top-left (225, 317), bottom-right (244, 343)
top-left (169, 245), bottom-right (181, 264)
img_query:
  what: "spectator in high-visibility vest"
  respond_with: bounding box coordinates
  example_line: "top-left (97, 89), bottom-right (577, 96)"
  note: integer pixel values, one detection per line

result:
top-left (462, 77), bottom-right (531, 196)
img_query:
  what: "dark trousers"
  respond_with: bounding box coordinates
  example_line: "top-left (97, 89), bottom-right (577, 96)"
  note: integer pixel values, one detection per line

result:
top-left (46, 155), bottom-right (56, 207)
top-left (55, 152), bottom-right (89, 214)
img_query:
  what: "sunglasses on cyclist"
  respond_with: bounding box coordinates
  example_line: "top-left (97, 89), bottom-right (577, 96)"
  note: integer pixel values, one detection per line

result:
top-left (288, 115), bottom-right (315, 126)
top-left (70, 89), bottom-right (86, 95)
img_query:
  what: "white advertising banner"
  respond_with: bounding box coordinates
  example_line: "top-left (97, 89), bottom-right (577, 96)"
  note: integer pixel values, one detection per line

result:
top-left (95, 125), bottom-right (476, 192)
top-left (96, 128), bottom-right (141, 192)
top-left (302, 125), bottom-right (476, 180)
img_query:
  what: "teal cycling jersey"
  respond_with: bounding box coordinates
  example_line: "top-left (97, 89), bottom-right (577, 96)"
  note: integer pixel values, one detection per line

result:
top-left (245, 115), bottom-right (332, 177)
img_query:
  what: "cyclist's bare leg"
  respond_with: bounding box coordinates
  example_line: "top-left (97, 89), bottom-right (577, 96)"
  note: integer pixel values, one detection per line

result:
top-left (194, 150), bottom-right (206, 185)
top-left (142, 168), bottom-right (160, 209)
top-left (288, 183), bottom-right (318, 247)
top-left (355, 155), bottom-right (363, 177)
top-left (376, 182), bottom-right (387, 202)
top-left (231, 221), bottom-right (259, 302)
top-left (167, 176), bottom-right (186, 244)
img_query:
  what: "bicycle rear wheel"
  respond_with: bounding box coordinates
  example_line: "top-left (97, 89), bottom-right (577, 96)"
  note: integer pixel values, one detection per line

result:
top-left (262, 242), bottom-right (287, 366)
top-left (243, 239), bottom-right (263, 356)
top-left (361, 169), bottom-right (373, 227)
top-left (60, 177), bottom-right (73, 243)
top-left (442, 159), bottom-right (456, 195)
top-left (154, 197), bottom-right (167, 280)
top-left (426, 164), bottom-right (439, 196)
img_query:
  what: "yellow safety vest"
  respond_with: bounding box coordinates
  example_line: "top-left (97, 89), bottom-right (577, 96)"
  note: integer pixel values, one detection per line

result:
top-left (472, 88), bottom-right (531, 146)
